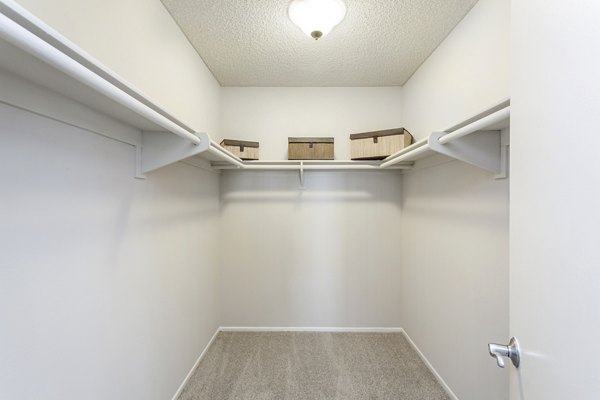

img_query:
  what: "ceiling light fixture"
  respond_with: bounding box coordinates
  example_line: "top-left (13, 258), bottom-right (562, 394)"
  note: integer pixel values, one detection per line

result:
top-left (288, 0), bottom-right (347, 40)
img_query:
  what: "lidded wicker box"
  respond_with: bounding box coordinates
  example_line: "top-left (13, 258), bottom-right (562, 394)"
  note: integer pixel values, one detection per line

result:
top-left (288, 137), bottom-right (334, 160)
top-left (350, 128), bottom-right (413, 160)
top-left (220, 139), bottom-right (259, 160)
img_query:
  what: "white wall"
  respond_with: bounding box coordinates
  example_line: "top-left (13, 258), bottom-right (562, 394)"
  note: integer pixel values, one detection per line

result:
top-left (400, 160), bottom-right (508, 400)
top-left (220, 170), bottom-right (403, 327)
top-left (1, 1), bottom-right (223, 398)
top-left (221, 87), bottom-right (403, 159)
top-left (398, 0), bottom-right (510, 399)
top-left (402, 0), bottom-right (510, 139)
top-left (15, 0), bottom-right (221, 136)
top-left (0, 99), bottom-right (221, 400)
top-left (219, 87), bottom-right (404, 327)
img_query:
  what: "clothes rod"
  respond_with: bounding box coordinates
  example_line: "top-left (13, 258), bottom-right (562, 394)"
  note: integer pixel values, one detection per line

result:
top-left (379, 144), bottom-right (430, 168)
top-left (379, 138), bottom-right (428, 165)
top-left (0, 10), bottom-right (201, 145)
top-left (213, 164), bottom-right (410, 171)
top-left (207, 142), bottom-right (245, 168)
top-left (241, 160), bottom-right (384, 165)
top-left (438, 107), bottom-right (510, 145)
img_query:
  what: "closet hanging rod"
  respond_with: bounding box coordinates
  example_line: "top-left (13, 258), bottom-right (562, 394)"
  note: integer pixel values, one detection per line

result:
top-left (438, 106), bottom-right (510, 145)
top-left (237, 160), bottom-right (384, 165)
top-left (207, 141), bottom-right (245, 168)
top-left (379, 138), bottom-right (428, 165)
top-left (379, 144), bottom-right (430, 168)
top-left (0, 2), bottom-right (201, 145)
top-left (379, 103), bottom-right (510, 169)
top-left (212, 163), bottom-right (410, 171)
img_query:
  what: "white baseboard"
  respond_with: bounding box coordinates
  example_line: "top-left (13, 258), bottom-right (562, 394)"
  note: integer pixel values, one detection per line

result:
top-left (219, 326), bottom-right (404, 333)
top-left (170, 327), bottom-right (220, 400)
top-left (401, 330), bottom-right (459, 400)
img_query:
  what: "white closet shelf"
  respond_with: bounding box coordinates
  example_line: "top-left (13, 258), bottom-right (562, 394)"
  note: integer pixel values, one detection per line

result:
top-left (211, 160), bottom-right (413, 170)
top-left (0, 0), bottom-right (509, 179)
top-left (0, 0), bottom-right (219, 175)
top-left (380, 99), bottom-right (510, 177)
top-left (211, 99), bottom-right (510, 178)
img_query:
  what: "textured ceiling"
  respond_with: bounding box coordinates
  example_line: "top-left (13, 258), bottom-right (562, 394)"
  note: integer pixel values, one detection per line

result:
top-left (160, 0), bottom-right (478, 87)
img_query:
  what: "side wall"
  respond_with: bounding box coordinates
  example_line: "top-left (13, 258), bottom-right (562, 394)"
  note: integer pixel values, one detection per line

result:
top-left (15, 0), bottom-right (221, 136)
top-left (401, 0), bottom-right (509, 138)
top-left (219, 87), bottom-right (404, 327)
top-left (0, 99), bottom-right (221, 400)
top-left (0, 1), bottom-right (223, 398)
top-left (399, 0), bottom-right (510, 399)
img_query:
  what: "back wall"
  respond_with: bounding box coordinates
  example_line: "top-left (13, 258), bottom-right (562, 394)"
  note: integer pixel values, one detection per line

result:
top-left (220, 87), bottom-right (403, 159)
top-left (220, 170), bottom-right (404, 327)
top-left (219, 87), bottom-right (405, 328)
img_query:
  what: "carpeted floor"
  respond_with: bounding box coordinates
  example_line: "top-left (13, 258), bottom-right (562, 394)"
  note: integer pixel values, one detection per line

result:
top-left (178, 332), bottom-right (451, 400)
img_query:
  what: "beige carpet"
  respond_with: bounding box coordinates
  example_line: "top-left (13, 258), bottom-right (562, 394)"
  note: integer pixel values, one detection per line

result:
top-left (178, 332), bottom-right (451, 400)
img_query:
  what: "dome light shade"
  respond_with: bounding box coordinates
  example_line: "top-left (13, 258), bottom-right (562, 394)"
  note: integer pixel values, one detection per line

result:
top-left (288, 0), bottom-right (346, 40)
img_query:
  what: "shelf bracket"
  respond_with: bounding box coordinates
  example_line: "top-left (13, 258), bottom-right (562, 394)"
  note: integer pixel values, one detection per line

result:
top-left (495, 129), bottom-right (510, 180)
top-left (139, 131), bottom-right (209, 175)
top-left (299, 161), bottom-right (305, 190)
top-left (428, 130), bottom-right (502, 175)
top-left (134, 144), bottom-right (146, 179)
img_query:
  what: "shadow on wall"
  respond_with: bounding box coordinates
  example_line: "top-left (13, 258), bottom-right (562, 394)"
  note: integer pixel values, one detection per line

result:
top-left (219, 170), bottom-right (404, 207)
top-left (398, 158), bottom-right (508, 227)
top-left (136, 165), bottom-right (220, 228)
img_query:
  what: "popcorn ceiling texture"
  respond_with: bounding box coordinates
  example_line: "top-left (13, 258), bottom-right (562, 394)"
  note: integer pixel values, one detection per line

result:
top-left (160, 0), bottom-right (478, 87)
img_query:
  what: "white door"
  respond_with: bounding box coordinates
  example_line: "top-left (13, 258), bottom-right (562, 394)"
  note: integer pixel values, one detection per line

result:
top-left (510, 0), bottom-right (600, 399)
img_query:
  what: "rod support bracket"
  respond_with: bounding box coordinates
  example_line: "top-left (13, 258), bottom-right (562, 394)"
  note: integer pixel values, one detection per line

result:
top-left (134, 144), bottom-right (147, 179)
top-left (299, 161), bottom-right (305, 190)
top-left (429, 130), bottom-right (503, 175)
top-left (494, 129), bottom-right (510, 180)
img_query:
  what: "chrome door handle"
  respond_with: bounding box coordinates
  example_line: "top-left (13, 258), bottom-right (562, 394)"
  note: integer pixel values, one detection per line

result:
top-left (488, 337), bottom-right (520, 368)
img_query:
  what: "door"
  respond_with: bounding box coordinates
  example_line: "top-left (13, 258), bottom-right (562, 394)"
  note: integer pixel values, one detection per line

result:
top-left (510, 0), bottom-right (600, 399)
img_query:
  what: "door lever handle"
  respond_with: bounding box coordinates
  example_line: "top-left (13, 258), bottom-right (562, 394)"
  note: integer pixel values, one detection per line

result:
top-left (488, 337), bottom-right (520, 368)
